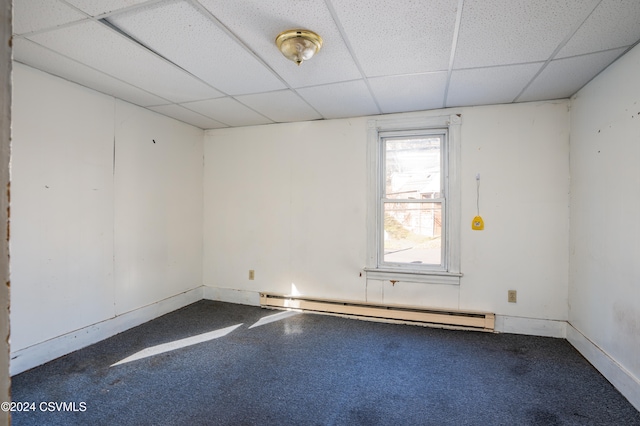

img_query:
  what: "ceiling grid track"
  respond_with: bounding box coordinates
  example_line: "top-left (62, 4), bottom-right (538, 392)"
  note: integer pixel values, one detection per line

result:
top-left (92, 17), bottom-right (225, 98)
top-left (187, 0), bottom-right (324, 122)
top-left (13, 0), bottom-right (640, 129)
top-left (324, 0), bottom-right (383, 115)
top-left (188, 0), bottom-right (287, 90)
top-left (94, 18), bottom-right (239, 127)
top-left (60, 0), bottom-right (166, 21)
top-left (513, 0), bottom-right (604, 103)
top-left (443, 0), bottom-right (465, 109)
top-left (17, 0), bottom-right (167, 39)
top-left (14, 38), bottom-right (176, 107)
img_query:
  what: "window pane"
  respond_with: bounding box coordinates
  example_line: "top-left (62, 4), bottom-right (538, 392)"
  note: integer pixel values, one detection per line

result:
top-left (385, 136), bottom-right (441, 200)
top-left (383, 202), bottom-right (441, 265)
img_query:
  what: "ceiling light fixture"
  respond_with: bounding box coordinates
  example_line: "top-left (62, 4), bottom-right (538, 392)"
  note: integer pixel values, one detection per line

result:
top-left (275, 29), bottom-right (323, 66)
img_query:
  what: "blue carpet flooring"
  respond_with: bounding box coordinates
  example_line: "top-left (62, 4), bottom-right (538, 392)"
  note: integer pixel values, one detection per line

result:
top-left (11, 300), bottom-right (640, 425)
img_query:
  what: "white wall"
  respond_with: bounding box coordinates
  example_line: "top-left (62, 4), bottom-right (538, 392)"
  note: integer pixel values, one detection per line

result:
top-left (12, 64), bottom-right (116, 351)
top-left (203, 100), bottom-right (570, 331)
top-left (569, 43), bottom-right (640, 409)
top-left (458, 102), bottom-right (570, 328)
top-left (11, 64), bottom-right (204, 360)
top-left (114, 100), bottom-right (203, 314)
top-left (203, 120), bottom-right (367, 303)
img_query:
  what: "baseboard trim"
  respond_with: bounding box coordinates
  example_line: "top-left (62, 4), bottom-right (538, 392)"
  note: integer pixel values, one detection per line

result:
top-left (566, 323), bottom-right (640, 411)
top-left (494, 315), bottom-right (567, 338)
top-left (10, 287), bottom-right (203, 376)
top-left (203, 286), bottom-right (260, 306)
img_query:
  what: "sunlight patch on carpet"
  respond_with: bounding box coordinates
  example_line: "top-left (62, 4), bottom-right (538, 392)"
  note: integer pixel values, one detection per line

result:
top-left (111, 323), bottom-right (243, 367)
top-left (249, 310), bottom-right (300, 329)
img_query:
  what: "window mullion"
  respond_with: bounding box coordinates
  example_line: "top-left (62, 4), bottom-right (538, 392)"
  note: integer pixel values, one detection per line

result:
top-left (382, 198), bottom-right (444, 203)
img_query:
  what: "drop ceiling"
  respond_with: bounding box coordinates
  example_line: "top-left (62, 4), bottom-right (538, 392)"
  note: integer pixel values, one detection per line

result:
top-left (12, 0), bottom-right (640, 129)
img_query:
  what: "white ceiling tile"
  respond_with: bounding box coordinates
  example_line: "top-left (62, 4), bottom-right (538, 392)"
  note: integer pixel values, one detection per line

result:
top-left (149, 104), bottom-right (228, 129)
top-left (297, 80), bottom-right (379, 119)
top-left (235, 91), bottom-right (322, 123)
top-left (557, 0), bottom-right (640, 59)
top-left (196, 0), bottom-right (362, 89)
top-left (182, 98), bottom-right (274, 127)
top-left (109, 0), bottom-right (286, 95)
top-left (13, 0), bottom-right (640, 126)
top-left (369, 73), bottom-right (448, 114)
top-left (64, 0), bottom-right (151, 16)
top-left (447, 63), bottom-right (542, 107)
top-left (519, 49), bottom-right (627, 102)
top-left (14, 38), bottom-right (167, 107)
top-left (13, 0), bottom-right (86, 35)
top-left (454, 0), bottom-right (600, 69)
top-left (27, 20), bottom-right (223, 103)
top-left (330, 0), bottom-right (458, 76)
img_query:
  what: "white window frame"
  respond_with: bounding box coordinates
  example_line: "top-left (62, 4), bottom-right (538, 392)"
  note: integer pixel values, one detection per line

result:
top-left (365, 114), bottom-right (462, 285)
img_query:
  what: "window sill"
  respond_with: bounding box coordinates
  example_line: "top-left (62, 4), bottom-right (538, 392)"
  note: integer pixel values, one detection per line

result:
top-left (364, 268), bottom-right (462, 285)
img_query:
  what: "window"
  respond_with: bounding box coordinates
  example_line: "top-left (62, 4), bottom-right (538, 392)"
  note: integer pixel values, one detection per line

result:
top-left (381, 131), bottom-right (445, 268)
top-left (366, 114), bottom-right (462, 285)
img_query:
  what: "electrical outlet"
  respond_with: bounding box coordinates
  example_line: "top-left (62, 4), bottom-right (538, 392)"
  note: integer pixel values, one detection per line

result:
top-left (249, 270), bottom-right (255, 280)
top-left (508, 290), bottom-right (517, 303)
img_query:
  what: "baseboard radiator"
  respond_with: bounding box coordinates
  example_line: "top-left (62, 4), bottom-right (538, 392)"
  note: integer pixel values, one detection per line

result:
top-left (260, 293), bottom-right (495, 332)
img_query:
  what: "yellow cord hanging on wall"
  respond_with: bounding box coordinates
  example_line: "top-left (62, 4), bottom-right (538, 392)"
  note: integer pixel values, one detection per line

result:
top-left (472, 173), bottom-right (484, 230)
